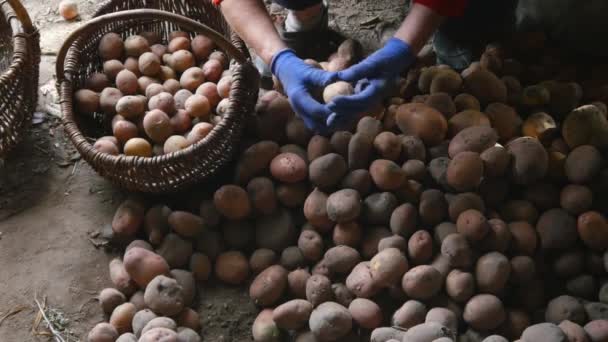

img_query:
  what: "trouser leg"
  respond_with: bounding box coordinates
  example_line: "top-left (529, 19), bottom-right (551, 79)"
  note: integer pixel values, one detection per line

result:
top-left (433, 0), bottom-right (518, 69)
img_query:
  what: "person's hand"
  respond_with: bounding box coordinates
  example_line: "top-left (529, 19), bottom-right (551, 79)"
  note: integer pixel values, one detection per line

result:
top-left (327, 38), bottom-right (415, 128)
top-left (271, 49), bottom-right (337, 134)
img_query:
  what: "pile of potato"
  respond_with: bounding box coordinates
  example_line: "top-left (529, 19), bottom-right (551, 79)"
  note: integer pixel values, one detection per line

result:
top-left (74, 30), bottom-right (236, 157)
top-left (88, 34), bottom-right (608, 342)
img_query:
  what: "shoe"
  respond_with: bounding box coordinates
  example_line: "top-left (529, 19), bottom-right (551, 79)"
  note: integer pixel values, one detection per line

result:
top-left (432, 30), bottom-right (474, 71)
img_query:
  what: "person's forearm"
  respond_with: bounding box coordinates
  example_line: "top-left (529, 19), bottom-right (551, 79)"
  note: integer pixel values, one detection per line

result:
top-left (394, 3), bottom-right (444, 55)
top-left (219, 0), bottom-right (286, 65)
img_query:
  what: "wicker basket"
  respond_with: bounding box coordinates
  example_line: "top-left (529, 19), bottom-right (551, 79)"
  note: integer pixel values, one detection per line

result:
top-left (0, 0), bottom-right (40, 159)
top-left (56, 6), bottom-right (259, 193)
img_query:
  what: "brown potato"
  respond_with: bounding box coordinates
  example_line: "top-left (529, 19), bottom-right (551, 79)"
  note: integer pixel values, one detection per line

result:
top-left (307, 135), bottom-right (332, 161)
top-left (457, 209), bottom-right (490, 242)
top-left (396, 103), bottom-right (447, 146)
top-left (348, 133), bottom-right (373, 170)
top-left (545, 295), bottom-right (586, 325)
top-left (508, 221), bottom-right (538, 256)
top-left (480, 145), bottom-right (511, 178)
top-left (485, 102), bottom-right (522, 142)
top-left (463, 68), bottom-right (507, 105)
top-left (441, 233), bottom-right (473, 268)
top-left (309, 153), bottom-right (347, 190)
top-left (522, 323), bottom-right (568, 342)
top-left (123, 57), bottom-right (141, 77)
top-left (132, 309), bottom-right (157, 337)
top-left (142, 109), bottom-right (173, 144)
top-left (156, 233), bottom-right (193, 269)
top-left (100, 88), bottom-right (123, 115)
top-left (169, 110), bottom-right (192, 134)
top-left (201, 59), bottom-right (223, 83)
top-left (448, 110), bottom-right (491, 137)
top-left (123, 247), bottom-right (169, 287)
top-left (147, 92), bottom-right (175, 115)
top-left (288, 269), bottom-right (311, 299)
top-left (463, 294), bottom-right (506, 331)
top-left (190, 252), bottom-right (211, 283)
top-left (184, 94), bottom-right (211, 120)
top-left (179, 67), bottom-right (206, 92)
top-left (168, 37), bottom-right (190, 53)
top-left (373, 131), bottom-right (401, 161)
top-left (390, 203), bottom-right (418, 238)
top-left (392, 300), bottom-right (427, 329)
top-left (116, 95), bottom-right (145, 119)
top-left (139, 327), bottom-right (178, 341)
top-left (562, 104), bottom-right (608, 150)
top-left (565, 145), bottom-right (602, 184)
top-left (138, 52), bottom-right (161, 77)
top-left (94, 139), bottom-right (119, 155)
top-left (430, 69), bottom-right (462, 95)
top-left (419, 189), bottom-right (448, 226)
top-left (145, 83), bottom-right (165, 99)
top-left (176, 310), bottom-right (201, 332)
top-left (408, 230), bottom-right (433, 265)
top-left (446, 269), bottom-right (475, 303)
top-left (99, 288), bottom-right (126, 315)
top-left (116, 69), bottom-right (138, 95)
top-left (103, 60), bottom-right (125, 81)
top-left (447, 151), bottom-right (484, 192)
top-left (306, 274), bottom-right (334, 307)
top-left (85, 72), bottom-right (110, 92)
top-left (215, 251), bottom-right (250, 285)
top-left (163, 78), bottom-right (180, 94)
top-left (246, 177), bottom-right (277, 216)
top-left (297, 229), bottom-right (324, 262)
top-left (213, 185), bottom-right (250, 220)
top-left (506, 137), bottom-right (548, 185)
top-left (123, 137), bottom-right (152, 157)
top-left (111, 197), bottom-right (145, 238)
top-left (346, 262), bottom-right (381, 298)
top-left (349, 298), bottom-right (382, 330)
top-left (522, 112), bottom-right (558, 143)
top-left (191, 35), bottom-right (215, 61)
top-left (252, 309), bottom-right (283, 342)
top-left (560, 184), bottom-right (593, 215)
top-left (369, 247), bottom-right (408, 287)
top-left (99, 33), bottom-right (124, 61)
top-left (578, 211), bottom-right (608, 251)
top-left (324, 245), bottom-right (361, 275)
top-left (273, 299), bottom-right (314, 331)
top-left (186, 122), bottom-right (213, 145)
top-left (109, 302), bottom-right (136, 334)
top-left (217, 75), bottom-right (232, 99)
top-left (536, 208), bottom-right (577, 251)
top-left (401, 265), bottom-right (442, 300)
top-left (333, 222), bottom-right (362, 247)
top-left (196, 82), bottom-right (221, 108)
top-left (309, 302), bottom-right (352, 341)
top-left (425, 92), bottom-right (457, 118)
top-left (454, 93), bottom-right (481, 112)
top-left (124, 35), bottom-right (149, 57)
top-left (475, 252), bottom-right (510, 294)
top-left (170, 50), bottom-right (195, 72)
top-left (326, 189), bottom-right (361, 223)
top-left (448, 125), bottom-right (498, 158)
top-left (88, 322), bottom-right (119, 342)
top-left (234, 140), bottom-right (280, 184)
top-left (369, 159), bottom-right (407, 191)
top-left (341, 169), bottom-right (372, 197)
top-left (149, 44), bottom-right (167, 58)
top-left (269, 152), bottom-right (307, 183)
top-left (323, 81), bottom-right (354, 103)
top-left (249, 265), bottom-right (288, 307)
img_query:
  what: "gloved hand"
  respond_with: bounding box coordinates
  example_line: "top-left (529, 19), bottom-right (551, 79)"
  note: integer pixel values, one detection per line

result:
top-left (271, 49), bottom-right (337, 134)
top-left (327, 38), bottom-right (415, 128)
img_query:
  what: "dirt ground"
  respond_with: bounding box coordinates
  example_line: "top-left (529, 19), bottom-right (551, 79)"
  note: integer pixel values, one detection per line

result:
top-left (0, 0), bottom-right (408, 341)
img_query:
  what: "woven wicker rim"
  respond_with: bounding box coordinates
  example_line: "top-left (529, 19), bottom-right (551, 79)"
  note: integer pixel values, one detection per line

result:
top-left (0, 0), bottom-right (38, 158)
top-left (56, 9), bottom-right (256, 175)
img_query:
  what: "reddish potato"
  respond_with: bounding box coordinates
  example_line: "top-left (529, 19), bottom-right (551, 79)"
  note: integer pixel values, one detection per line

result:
top-left (215, 251), bottom-right (250, 285)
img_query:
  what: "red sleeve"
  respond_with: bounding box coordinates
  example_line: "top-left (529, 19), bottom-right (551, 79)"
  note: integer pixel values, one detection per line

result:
top-left (413, 0), bottom-right (468, 17)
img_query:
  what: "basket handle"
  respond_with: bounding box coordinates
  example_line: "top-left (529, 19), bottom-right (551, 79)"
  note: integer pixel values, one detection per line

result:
top-left (5, 0), bottom-right (34, 34)
top-left (56, 8), bottom-right (248, 83)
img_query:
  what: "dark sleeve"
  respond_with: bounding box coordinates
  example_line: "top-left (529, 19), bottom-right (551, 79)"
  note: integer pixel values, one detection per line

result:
top-left (413, 0), bottom-right (468, 17)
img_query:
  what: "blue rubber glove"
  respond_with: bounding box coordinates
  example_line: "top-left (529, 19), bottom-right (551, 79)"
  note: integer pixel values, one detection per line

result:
top-left (271, 49), bottom-right (337, 134)
top-left (327, 38), bottom-right (415, 128)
